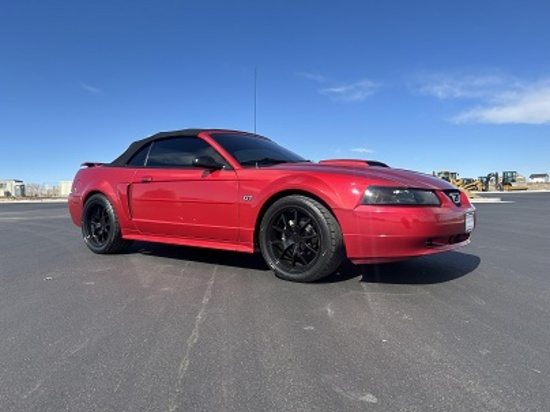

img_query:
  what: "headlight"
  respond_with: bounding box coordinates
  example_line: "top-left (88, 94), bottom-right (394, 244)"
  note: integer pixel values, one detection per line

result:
top-left (362, 186), bottom-right (441, 206)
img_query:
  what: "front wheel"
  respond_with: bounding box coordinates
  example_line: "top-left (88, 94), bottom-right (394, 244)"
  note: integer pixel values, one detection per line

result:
top-left (259, 195), bottom-right (344, 282)
top-left (81, 194), bottom-right (132, 254)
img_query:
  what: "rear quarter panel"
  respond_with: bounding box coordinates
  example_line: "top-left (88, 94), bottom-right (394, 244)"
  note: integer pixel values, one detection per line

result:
top-left (68, 166), bottom-right (137, 234)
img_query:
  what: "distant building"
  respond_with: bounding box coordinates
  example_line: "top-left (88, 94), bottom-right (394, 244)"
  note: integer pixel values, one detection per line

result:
top-left (58, 181), bottom-right (73, 197)
top-left (0, 179), bottom-right (26, 197)
top-left (529, 173), bottom-right (549, 183)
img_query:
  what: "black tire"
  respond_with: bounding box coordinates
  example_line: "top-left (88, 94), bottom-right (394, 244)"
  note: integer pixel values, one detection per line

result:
top-left (81, 193), bottom-right (132, 254)
top-left (259, 195), bottom-right (344, 282)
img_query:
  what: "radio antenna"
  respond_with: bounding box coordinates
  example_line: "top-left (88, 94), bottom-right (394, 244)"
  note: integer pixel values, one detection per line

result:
top-left (254, 67), bottom-right (257, 134)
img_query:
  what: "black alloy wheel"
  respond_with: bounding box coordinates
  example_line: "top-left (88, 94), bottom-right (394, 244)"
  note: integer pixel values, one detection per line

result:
top-left (259, 195), bottom-right (344, 282)
top-left (82, 194), bottom-right (131, 254)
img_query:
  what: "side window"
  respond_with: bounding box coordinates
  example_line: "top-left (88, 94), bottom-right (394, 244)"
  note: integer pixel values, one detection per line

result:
top-left (145, 137), bottom-right (228, 168)
top-left (127, 143), bottom-right (151, 167)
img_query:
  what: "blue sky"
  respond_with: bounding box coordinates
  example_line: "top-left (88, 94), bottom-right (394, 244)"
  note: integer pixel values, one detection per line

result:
top-left (1, 0), bottom-right (549, 183)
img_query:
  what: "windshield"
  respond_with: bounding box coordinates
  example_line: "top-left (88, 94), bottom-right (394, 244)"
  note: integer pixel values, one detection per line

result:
top-left (210, 133), bottom-right (307, 168)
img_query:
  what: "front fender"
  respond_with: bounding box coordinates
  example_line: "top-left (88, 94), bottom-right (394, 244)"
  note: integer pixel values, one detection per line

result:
top-left (236, 170), bottom-right (365, 247)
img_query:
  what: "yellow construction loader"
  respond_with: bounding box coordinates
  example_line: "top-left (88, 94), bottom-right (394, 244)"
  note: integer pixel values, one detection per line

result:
top-left (497, 171), bottom-right (528, 191)
top-left (434, 171), bottom-right (479, 198)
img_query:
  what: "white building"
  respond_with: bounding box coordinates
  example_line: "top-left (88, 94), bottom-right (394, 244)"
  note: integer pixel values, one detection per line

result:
top-left (529, 173), bottom-right (549, 183)
top-left (58, 181), bottom-right (73, 197)
top-left (0, 179), bottom-right (25, 197)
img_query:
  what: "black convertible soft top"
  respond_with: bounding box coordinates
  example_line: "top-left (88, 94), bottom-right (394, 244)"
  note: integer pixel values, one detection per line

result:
top-left (109, 128), bottom-right (263, 166)
top-left (110, 129), bottom-right (202, 166)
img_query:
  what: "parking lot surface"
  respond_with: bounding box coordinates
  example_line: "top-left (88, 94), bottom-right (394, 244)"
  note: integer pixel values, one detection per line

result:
top-left (1, 193), bottom-right (549, 411)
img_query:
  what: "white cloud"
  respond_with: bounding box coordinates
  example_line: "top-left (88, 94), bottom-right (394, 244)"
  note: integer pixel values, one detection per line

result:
top-left (297, 72), bottom-right (328, 83)
top-left (416, 72), bottom-right (508, 100)
top-left (351, 147), bottom-right (375, 154)
top-left (453, 86), bottom-right (550, 124)
top-left (299, 72), bottom-right (379, 102)
top-left (81, 83), bottom-right (102, 94)
top-left (320, 80), bottom-right (378, 102)
top-left (415, 71), bottom-right (550, 125)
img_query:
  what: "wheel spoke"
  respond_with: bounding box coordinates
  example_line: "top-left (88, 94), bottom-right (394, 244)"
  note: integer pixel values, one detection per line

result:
top-left (301, 233), bottom-right (318, 241)
top-left (304, 243), bottom-right (318, 254)
top-left (270, 240), bottom-right (284, 248)
top-left (93, 206), bottom-right (102, 223)
top-left (280, 213), bottom-right (288, 229)
top-left (298, 217), bottom-right (312, 231)
top-left (290, 245), bottom-right (298, 267)
top-left (278, 243), bottom-right (294, 260)
top-left (296, 249), bottom-right (308, 265)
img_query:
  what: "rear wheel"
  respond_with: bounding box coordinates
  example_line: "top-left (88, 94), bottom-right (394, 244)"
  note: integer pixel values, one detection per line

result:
top-left (81, 194), bottom-right (132, 254)
top-left (259, 195), bottom-right (344, 282)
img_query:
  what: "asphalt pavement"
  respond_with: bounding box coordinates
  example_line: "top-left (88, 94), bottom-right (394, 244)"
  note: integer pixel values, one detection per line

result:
top-left (0, 194), bottom-right (549, 411)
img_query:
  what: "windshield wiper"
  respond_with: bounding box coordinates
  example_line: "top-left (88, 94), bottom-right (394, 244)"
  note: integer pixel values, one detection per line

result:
top-left (240, 157), bottom-right (290, 167)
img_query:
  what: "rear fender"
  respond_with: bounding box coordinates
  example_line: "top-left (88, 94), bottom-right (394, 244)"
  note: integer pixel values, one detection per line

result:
top-left (78, 170), bottom-right (137, 234)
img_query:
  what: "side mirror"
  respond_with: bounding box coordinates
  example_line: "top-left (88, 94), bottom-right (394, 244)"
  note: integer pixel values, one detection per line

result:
top-left (192, 156), bottom-right (224, 170)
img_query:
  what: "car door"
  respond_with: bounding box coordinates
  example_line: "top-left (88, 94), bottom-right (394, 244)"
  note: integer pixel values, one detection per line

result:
top-left (128, 136), bottom-right (239, 243)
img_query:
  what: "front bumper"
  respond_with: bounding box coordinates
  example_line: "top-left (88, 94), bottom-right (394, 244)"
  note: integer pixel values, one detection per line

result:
top-left (337, 204), bottom-right (476, 264)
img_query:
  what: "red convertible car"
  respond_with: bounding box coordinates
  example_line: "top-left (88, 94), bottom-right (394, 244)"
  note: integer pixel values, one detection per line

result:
top-left (68, 128), bottom-right (475, 282)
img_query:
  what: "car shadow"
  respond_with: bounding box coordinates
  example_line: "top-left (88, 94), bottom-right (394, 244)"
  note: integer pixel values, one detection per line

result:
top-left (130, 242), bottom-right (270, 272)
top-left (129, 241), bottom-right (480, 286)
top-left (322, 251), bottom-right (481, 285)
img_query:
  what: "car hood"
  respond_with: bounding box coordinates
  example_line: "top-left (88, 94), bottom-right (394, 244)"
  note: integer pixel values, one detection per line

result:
top-left (275, 160), bottom-right (456, 190)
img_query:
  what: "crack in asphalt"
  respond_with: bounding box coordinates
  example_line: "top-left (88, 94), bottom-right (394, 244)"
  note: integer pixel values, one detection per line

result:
top-left (169, 266), bottom-right (217, 412)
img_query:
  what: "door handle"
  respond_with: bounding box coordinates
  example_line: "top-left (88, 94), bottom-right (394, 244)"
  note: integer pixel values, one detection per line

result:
top-left (140, 176), bottom-right (153, 183)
